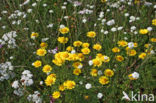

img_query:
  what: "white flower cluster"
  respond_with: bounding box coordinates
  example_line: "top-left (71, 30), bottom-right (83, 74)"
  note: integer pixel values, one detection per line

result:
top-left (20, 70), bottom-right (33, 86)
top-left (0, 31), bottom-right (17, 48)
top-left (0, 62), bottom-right (15, 81)
top-left (27, 91), bottom-right (42, 103)
top-left (12, 80), bottom-right (24, 96)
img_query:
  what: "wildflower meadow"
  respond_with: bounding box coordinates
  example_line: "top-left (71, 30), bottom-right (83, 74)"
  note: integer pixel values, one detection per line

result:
top-left (0, 0), bottom-right (156, 103)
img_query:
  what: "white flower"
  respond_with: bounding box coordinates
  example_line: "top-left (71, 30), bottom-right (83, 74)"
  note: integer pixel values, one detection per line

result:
top-left (12, 80), bottom-right (19, 89)
top-left (98, 70), bottom-right (103, 76)
top-left (71, 50), bottom-right (76, 54)
top-left (118, 26), bottom-right (123, 30)
top-left (32, 3), bottom-right (37, 7)
top-left (97, 93), bottom-right (103, 99)
top-left (147, 27), bottom-right (152, 31)
top-left (132, 72), bottom-right (139, 79)
top-left (27, 9), bottom-right (32, 13)
top-left (43, 4), bottom-right (47, 7)
top-left (88, 60), bottom-right (93, 66)
top-left (124, 13), bottom-right (129, 17)
top-left (111, 27), bottom-right (117, 32)
top-left (104, 31), bottom-right (108, 35)
top-left (49, 10), bottom-right (54, 13)
top-left (40, 81), bottom-right (43, 85)
top-left (82, 18), bottom-right (87, 23)
top-left (128, 42), bottom-right (134, 49)
top-left (106, 19), bottom-right (115, 26)
top-left (61, 6), bottom-right (66, 9)
top-left (78, 64), bottom-right (83, 69)
top-left (85, 83), bottom-right (92, 89)
top-left (79, 81), bottom-right (83, 85)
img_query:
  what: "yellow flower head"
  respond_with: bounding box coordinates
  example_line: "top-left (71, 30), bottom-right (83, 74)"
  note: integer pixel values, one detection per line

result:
top-left (36, 48), bottom-right (47, 56)
top-left (104, 69), bottom-right (114, 77)
top-left (87, 31), bottom-right (96, 38)
top-left (90, 69), bottom-right (98, 77)
top-left (59, 85), bottom-right (65, 91)
top-left (152, 19), bottom-right (156, 26)
top-left (32, 60), bottom-right (42, 68)
top-left (93, 44), bottom-right (102, 51)
top-left (73, 41), bottom-right (82, 47)
top-left (58, 37), bottom-right (68, 44)
top-left (127, 49), bottom-right (137, 56)
top-left (150, 38), bottom-right (156, 42)
top-left (112, 47), bottom-right (120, 53)
top-left (81, 48), bottom-right (90, 55)
top-left (139, 29), bottom-right (148, 35)
top-left (40, 42), bottom-right (48, 48)
top-left (42, 65), bottom-right (52, 73)
top-left (99, 76), bottom-right (109, 85)
top-left (73, 68), bottom-right (81, 75)
top-left (101, 0), bottom-right (107, 3)
top-left (92, 58), bottom-right (102, 67)
top-left (102, 56), bottom-right (110, 63)
top-left (52, 91), bottom-right (60, 99)
top-left (115, 55), bottom-right (124, 62)
top-left (63, 80), bottom-right (76, 90)
top-left (118, 40), bottom-right (128, 47)
top-left (82, 43), bottom-right (90, 48)
top-left (45, 76), bottom-right (56, 86)
top-left (31, 32), bottom-right (39, 39)
top-left (138, 53), bottom-right (146, 60)
top-left (66, 46), bottom-right (73, 52)
top-left (59, 27), bottom-right (69, 34)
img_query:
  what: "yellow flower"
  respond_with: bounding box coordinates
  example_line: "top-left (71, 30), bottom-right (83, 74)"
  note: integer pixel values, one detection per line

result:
top-left (32, 60), bottom-right (42, 68)
top-left (77, 53), bottom-right (84, 61)
top-left (115, 55), bottom-right (124, 62)
top-left (93, 44), bottom-right (102, 51)
top-left (87, 31), bottom-right (96, 38)
top-left (127, 49), bottom-right (137, 56)
top-left (40, 42), bottom-right (48, 48)
top-left (73, 68), bottom-right (81, 75)
top-left (42, 65), bottom-right (52, 73)
top-left (138, 53), bottom-right (146, 60)
top-left (118, 40), bottom-right (128, 47)
top-left (52, 91), bottom-right (60, 99)
top-left (63, 80), bottom-right (76, 90)
top-left (112, 47), bottom-right (120, 53)
top-left (144, 44), bottom-right (150, 48)
top-left (66, 46), bottom-right (73, 52)
top-left (52, 58), bottom-right (65, 66)
top-left (139, 29), bottom-right (148, 35)
top-left (150, 38), bottom-right (156, 42)
top-left (102, 56), bottom-right (110, 63)
top-left (59, 85), bottom-right (65, 91)
top-left (45, 76), bottom-right (56, 86)
top-left (99, 76), bottom-right (109, 85)
top-left (49, 73), bottom-right (56, 78)
top-left (82, 43), bottom-right (90, 48)
top-left (152, 19), bottom-right (156, 26)
top-left (81, 48), bottom-right (90, 54)
top-left (92, 58), bottom-right (102, 67)
top-left (101, 0), bottom-right (107, 3)
top-left (134, 43), bottom-right (138, 47)
top-left (73, 41), bottom-right (82, 47)
top-left (128, 74), bottom-right (136, 80)
top-left (72, 62), bottom-right (82, 68)
top-left (57, 37), bottom-right (68, 44)
top-left (134, 0), bottom-right (140, 4)
top-left (104, 69), bottom-right (114, 77)
top-left (36, 48), bottom-right (47, 56)
top-left (31, 32), bottom-right (39, 39)
top-left (90, 69), bottom-right (98, 77)
top-left (59, 27), bottom-right (69, 34)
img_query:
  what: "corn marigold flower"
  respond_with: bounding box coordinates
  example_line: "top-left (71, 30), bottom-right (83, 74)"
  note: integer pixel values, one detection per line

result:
top-left (40, 42), bottom-right (48, 48)
top-left (82, 43), bottom-right (90, 48)
top-left (32, 60), bottom-right (42, 68)
top-left (52, 91), bottom-right (60, 99)
top-left (87, 31), bottom-right (96, 38)
top-left (81, 48), bottom-right (90, 54)
top-left (101, 0), bottom-right (107, 3)
top-left (134, 43), bottom-right (138, 47)
top-left (99, 76), bottom-right (109, 85)
top-left (42, 65), bottom-right (52, 73)
top-left (63, 80), bottom-right (76, 90)
top-left (127, 49), bottom-right (137, 56)
top-left (59, 85), bottom-right (65, 91)
top-left (92, 58), bottom-right (102, 67)
top-left (90, 69), bottom-right (98, 77)
top-left (31, 32), bottom-right (39, 39)
top-left (144, 44), bottom-right (151, 48)
top-left (152, 19), bottom-right (156, 26)
top-left (36, 48), bottom-right (47, 56)
top-left (73, 68), bottom-right (81, 75)
top-left (116, 55), bottom-right (124, 62)
top-left (93, 43), bottom-right (102, 51)
top-left (66, 46), bottom-right (73, 52)
top-left (104, 69), bottom-right (114, 77)
top-left (118, 40), bottom-right (128, 47)
top-left (138, 53), bottom-right (146, 59)
top-left (45, 76), bottom-right (56, 86)
top-left (57, 37), bottom-right (68, 44)
top-left (139, 29), bottom-right (148, 35)
top-left (112, 47), bottom-right (120, 53)
top-left (59, 27), bottom-right (69, 34)
top-left (150, 38), bottom-right (156, 42)
top-left (73, 41), bottom-right (82, 47)
top-left (52, 58), bottom-right (65, 66)
top-left (102, 56), bottom-right (110, 63)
